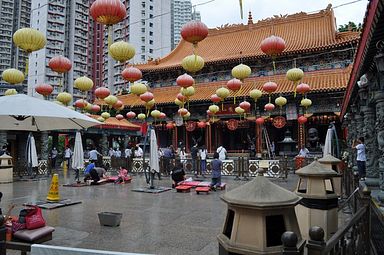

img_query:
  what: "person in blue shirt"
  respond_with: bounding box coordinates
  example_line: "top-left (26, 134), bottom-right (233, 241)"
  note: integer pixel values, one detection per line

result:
top-left (83, 163), bottom-right (95, 183)
top-left (210, 152), bottom-right (222, 191)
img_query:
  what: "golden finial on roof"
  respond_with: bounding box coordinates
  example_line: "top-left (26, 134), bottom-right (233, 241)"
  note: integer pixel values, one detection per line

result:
top-left (248, 11), bottom-right (253, 25)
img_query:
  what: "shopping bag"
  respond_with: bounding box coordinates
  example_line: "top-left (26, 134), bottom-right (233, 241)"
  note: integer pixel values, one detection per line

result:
top-left (25, 206), bottom-right (46, 230)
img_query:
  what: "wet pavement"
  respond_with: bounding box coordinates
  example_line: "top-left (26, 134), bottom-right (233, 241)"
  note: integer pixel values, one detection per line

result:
top-left (1, 171), bottom-right (300, 254)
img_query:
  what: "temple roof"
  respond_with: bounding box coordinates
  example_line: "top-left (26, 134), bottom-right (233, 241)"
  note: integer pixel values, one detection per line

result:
top-left (90, 115), bottom-right (141, 130)
top-left (138, 7), bottom-right (359, 71)
top-left (113, 67), bottom-right (351, 106)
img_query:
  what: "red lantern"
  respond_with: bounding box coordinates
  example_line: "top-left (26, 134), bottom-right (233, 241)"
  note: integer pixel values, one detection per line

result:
top-left (48, 56), bottom-right (72, 73)
top-left (264, 103), bottom-right (275, 111)
top-left (116, 114), bottom-right (124, 120)
top-left (211, 94), bottom-right (221, 103)
top-left (296, 83), bottom-right (310, 94)
top-left (177, 93), bottom-right (186, 102)
top-left (166, 122), bottom-right (174, 129)
top-left (227, 78), bottom-right (242, 91)
top-left (178, 108), bottom-right (188, 116)
top-left (35, 84), bottom-right (53, 97)
top-left (126, 111), bottom-right (136, 119)
top-left (121, 66), bottom-right (142, 82)
top-left (298, 116), bottom-right (307, 124)
top-left (180, 20), bottom-right (208, 44)
top-left (90, 0), bottom-right (126, 25)
top-left (176, 73), bottom-right (194, 88)
top-left (159, 112), bottom-right (166, 119)
top-left (260, 35), bottom-right (286, 56)
top-left (197, 121), bottom-right (207, 128)
top-left (256, 117), bottom-right (265, 125)
top-left (112, 100), bottom-right (123, 110)
top-left (239, 101), bottom-right (251, 111)
top-left (95, 87), bottom-right (110, 99)
top-left (207, 110), bottom-right (213, 116)
top-left (262, 81), bottom-right (278, 94)
top-left (74, 99), bottom-right (87, 109)
top-left (91, 105), bottom-right (101, 113)
top-left (140, 92), bottom-right (154, 102)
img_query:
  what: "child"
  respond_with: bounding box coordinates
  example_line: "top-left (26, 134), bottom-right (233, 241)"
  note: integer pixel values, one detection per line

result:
top-left (210, 152), bottom-right (222, 191)
top-left (115, 167), bottom-right (128, 184)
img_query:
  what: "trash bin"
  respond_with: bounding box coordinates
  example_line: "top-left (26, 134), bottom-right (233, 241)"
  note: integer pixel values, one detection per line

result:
top-left (98, 212), bottom-right (122, 227)
top-left (0, 154), bottom-right (13, 183)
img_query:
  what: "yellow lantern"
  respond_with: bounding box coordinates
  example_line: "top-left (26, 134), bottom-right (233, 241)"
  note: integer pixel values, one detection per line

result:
top-left (101, 112), bottom-right (110, 119)
top-left (13, 28), bottom-right (46, 53)
top-left (151, 109), bottom-right (161, 119)
top-left (56, 92), bottom-right (72, 105)
top-left (74, 76), bottom-right (94, 92)
top-left (97, 117), bottom-right (105, 122)
top-left (2, 69), bottom-right (25, 84)
top-left (137, 113), bottom-right (146, 120)
top-left (145, 99), bottom-right (155, 109)
top-left (104, 95), bottom-right (118, 106)
top-left (235, 106), bottom-right (245, 115)
top-left (301, 98), bottom-right (312, 108)
top-left (250, 89), bottom-right (262, 101)
top-left (275, 96), bottom-right (287, 108)
top-left (130, 83), bottom-right (147, 96)
top-left (232, 64), bottom-right (251, 80)
top-left (84, 103), bottom-right (93, 112)
top-left (216, 87), bottom-right (230, 99)
top-left (5, 89), bottom-right (17, 96)
top-left (175, 98), bottom-right (184, 107)
top-left (286, 68), bottom-right (304, 82)
top-left (209, 104), bottom-right (219, 114)
top-left (109, 41), bottom-right (136, 62)
top-left (183, 112), bottom-right (191, 119)
top-left (182, 54), bottom-right (204, 73)
top-left (181, 86), bottom-right (195, 97)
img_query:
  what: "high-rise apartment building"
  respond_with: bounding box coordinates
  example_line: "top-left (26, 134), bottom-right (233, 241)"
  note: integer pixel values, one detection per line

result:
top-left (0, 0), bottom-right (31, 95)
top-left (28, 0), bottom-right (90, 101)
top-left (171, 0), bottom-right (195, 49)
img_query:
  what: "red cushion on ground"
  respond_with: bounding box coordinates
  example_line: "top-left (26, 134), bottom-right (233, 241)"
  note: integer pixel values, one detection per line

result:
top-left (178, 181), bottom-right (201, 187)
top-left (176, 185), bottom-right (191, 190)
top-left (107, 176), bottom-right (132, 182)
top-left (196, 187), bottom-right (210, 192)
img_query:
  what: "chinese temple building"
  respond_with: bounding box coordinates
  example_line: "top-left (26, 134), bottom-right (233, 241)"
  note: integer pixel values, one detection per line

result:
top-left (115, 6), bottom-right (359, 155)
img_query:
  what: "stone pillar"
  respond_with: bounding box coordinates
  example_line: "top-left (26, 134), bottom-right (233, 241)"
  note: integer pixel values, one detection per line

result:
top-left (374, 92), bottom-right (384, 200)
top-left (0, 131), bottom-right (7, 148)
top-left (40, 131), bottom-right (49, 160)
top-left (361, 106), bottom-right (379, 178)
top-left (347, 112), bottom-right (357, 166)
top-left (101, 132), bottom-right (109, 156)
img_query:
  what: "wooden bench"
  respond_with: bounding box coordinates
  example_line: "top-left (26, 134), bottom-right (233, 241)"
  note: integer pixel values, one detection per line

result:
top-left (176, 185), bottom-right (191, 193)
top-left (196, 186), bottom-right (210, 194)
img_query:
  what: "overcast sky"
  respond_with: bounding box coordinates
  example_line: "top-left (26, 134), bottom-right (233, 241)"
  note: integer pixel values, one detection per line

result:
top-left (190, 0), bottom-right (368, 29)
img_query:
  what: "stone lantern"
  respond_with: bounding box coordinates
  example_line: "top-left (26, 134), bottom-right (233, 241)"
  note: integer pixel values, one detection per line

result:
top-left (218, 174), bottom-right (303, 254)
top-left (0, 154), bottom-right (13, 183)
top-left (319, 154), bottom-right (342, 196)
top-left (295, 160), bottom-right (339, 240)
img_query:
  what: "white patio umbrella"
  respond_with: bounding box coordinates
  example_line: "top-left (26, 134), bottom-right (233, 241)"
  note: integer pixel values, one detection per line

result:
top-left (72, 132), bottom-right (84, 170)
top-left (323, 127), bottom-right (333, 157)
top-left (0, 94), bottom-right (100, 131)
top-left (26, 133), bottom-right (38, 176)
top-left (149, 129), bottom-right (160, 174)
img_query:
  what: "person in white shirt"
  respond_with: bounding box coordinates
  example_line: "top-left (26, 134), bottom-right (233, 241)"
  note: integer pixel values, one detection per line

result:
top-left (108, 148), bottom-right (114, 157)
top-left (115, 148), bottom-right (121, 158)
top-left (89, 147), bottom-right (102, 166)
top-left (298, 145), bottom-right (310, 158)
top-left (64, 146), bottom-right (73, 169)
top-left (199, 145), bottom-right (208, 177)
top-left (352, 137), bottom-right (366, 180)
top-left (216, 145), bottom-right (227, 161)
top-left (134, 145), bottom-right (143, 157)
top-left (125, 147), bottom-right (132, 159)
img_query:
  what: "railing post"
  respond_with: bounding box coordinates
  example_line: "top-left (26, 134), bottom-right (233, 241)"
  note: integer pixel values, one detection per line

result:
top-left (360, 185), bottom-right (372, 253)
top-left (234, 157), bottom-right (241, 180)
top-left (281, 231), bottom-right (301, 255)
top-left (242, 157), bottom-right (249, 181)
top-left (284, 155), bottom-right (288, 179)
top-left (306, 226), bottom-right (326, 255)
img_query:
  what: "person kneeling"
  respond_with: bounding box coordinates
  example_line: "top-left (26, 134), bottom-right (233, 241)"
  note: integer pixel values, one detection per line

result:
top-left (171, 162), bottom-right (185, 189)
top-left (115, 167), bottom-right (128, 184)
top-left (210, 152), bottom-right (222, 191)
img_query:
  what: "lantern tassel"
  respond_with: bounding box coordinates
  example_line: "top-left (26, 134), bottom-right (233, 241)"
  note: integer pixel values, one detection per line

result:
top-left (221, 102), bottom-right (224, 111)
top-left (272, 60), bottom-right (276, 75)
top-left (293, 81), bottom-right (297, 98)
top-left (25, 55), bottom-right (29, 76)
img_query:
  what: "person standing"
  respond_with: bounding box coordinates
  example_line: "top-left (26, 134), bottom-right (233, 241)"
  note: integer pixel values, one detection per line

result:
top-left (191, 144), bottom-right (199, 177)
top-left (199, 145), bottom-right (208, 178)
top-left (50, 147), bottom-right (58, 169)
top-left (179, 147), bottom-right (187, 170)
top-left (352, 137), bottom-right (366, 180)
top-left (125, 146), bottom-right (132, 170)
top-left (108, 148), bottom-right (114, 157)
top-left (89, 147), bottom-right (102, 166)
top-left (298, 145), bottom-right (310, 158)
top-left (210, 152), bottom-right (222, 191)
top-left (134, 144), bottom-right (143, 157)
top-left (162, 145), bottom-right (174, 176)
top-left (64, 146), bottom-right (73, 169)
top-left (216, 144), bottom-right (227, 161)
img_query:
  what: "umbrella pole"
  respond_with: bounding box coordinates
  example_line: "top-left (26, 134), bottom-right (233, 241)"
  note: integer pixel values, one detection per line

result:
top-left (142, 125), bottom-right (151, 185)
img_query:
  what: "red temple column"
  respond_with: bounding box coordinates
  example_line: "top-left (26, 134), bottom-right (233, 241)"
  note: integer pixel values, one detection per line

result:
top-left (256, 124), bottom-right (262, 154)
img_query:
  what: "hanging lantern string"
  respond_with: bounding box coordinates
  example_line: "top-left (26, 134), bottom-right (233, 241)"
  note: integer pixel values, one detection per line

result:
top-left (25, 53), bottom-right (30, 76)
top-left (108, 25), bottom-right (113, 49)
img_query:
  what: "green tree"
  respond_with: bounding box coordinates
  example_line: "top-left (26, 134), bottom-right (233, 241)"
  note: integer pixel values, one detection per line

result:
top-left (338, 21), bottom-right (362, 32)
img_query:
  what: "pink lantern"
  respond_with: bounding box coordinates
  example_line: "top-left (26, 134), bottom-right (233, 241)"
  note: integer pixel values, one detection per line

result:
top-left (260, 35), bottom-right (286, 56)
top-left (35, 84), bottom-right (53, 97)
top-left (121, 66), bottom-right (142, 82)
top-left (159, 112), bottom-right (166, 119)
top-left (166, 122), bottom-right (175, 129)
top-left (116, 114), bottom-right (124, 120)
top-left (95, 87), bottom-right (110, 99)
top-left (177, 93), bottom-right (186, 102)
top-left (239, 101), bottom-right (251, 111)
top-left (256, 117), bottom-right (265, 125)
top-left (140, 92), bottom-right (154, 102)
top-left (298, 116), bottom-right (308, 124)
top-left (178, 108), bottom-right (188, 116)
top-left (126, 111), bottom-right (136, 119)
top-left (180, 20), bottom-right (209, 44)
top-left (112, 100), bottom-right (123, 110)
top-left (176, 73), bottom-right (194, 88)
top-left (74, 99), bottom-right (87, 109)
top-left (262, 81), bottom-right (278, 94)
top-left (227, 78), bottom-right (242, 91)
top-left (211, 94), bottom-right (221, 103)
top-left (296, 83), bottom-right (310, 94)
top-left (48, 56), bottom-right (72, 73)
top-left (91, 105), bottom-right (101, 113)
top-left (264, 103), bottom-right (275, 111)
top-left (197, 121), bottom-right (207, 128)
